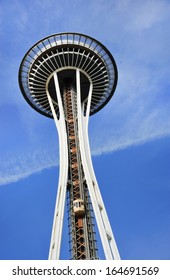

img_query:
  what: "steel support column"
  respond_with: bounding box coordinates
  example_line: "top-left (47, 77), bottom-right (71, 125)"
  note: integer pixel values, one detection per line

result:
top-left (76, 69), bottom-right (120, 260)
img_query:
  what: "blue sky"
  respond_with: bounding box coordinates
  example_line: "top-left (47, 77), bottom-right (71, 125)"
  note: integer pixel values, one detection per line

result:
top-left (0, 0), bottom-right (170, 259)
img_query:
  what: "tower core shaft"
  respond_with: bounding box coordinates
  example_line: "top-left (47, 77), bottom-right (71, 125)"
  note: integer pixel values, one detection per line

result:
top-left (64, 79), bottom-right (97, 259)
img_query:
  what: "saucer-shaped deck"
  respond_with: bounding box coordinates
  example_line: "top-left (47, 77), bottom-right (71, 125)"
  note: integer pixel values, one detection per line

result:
top-left (19, 32), bottom-right (118, 118)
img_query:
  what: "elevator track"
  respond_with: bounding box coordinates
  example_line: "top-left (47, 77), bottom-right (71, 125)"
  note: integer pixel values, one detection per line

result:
top-left (63, 81), bottom-right (98, 260)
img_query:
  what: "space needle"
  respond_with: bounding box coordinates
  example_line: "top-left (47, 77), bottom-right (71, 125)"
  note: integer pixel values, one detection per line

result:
top-left (18, 32), bottom-right (120, 260)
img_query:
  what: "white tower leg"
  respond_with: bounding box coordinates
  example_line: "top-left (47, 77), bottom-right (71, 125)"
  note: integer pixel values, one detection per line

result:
top-left (76, 69), bottom-right (120, 260)
top-left (46, 73), bottom-right (69, 260)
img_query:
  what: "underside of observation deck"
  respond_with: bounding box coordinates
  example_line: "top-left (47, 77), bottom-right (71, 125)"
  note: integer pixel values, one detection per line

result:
top-left (19, 32), bottom-right (118, 118)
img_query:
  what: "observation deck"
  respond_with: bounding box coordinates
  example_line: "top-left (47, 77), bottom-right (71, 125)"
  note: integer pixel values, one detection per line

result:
top-left (19, 32), bottom-right (118, 118)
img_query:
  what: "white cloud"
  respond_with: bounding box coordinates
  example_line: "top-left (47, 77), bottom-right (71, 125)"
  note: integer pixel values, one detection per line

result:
top-left (0, 147), bottom-right (58, 186)
top-left (132, 0), bottom-right (169, 30)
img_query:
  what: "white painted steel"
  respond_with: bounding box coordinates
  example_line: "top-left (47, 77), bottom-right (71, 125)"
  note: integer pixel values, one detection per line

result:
top-left (76, 69), bottom-right (120, 260)
top-left (45, 69), bottom-right (120, 260)
top-left (46, 73), bottom-right (69, 260)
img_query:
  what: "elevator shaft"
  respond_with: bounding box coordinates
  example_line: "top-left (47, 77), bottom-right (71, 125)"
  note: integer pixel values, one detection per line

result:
top-left (63, 80), bottom-right (98, 260)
